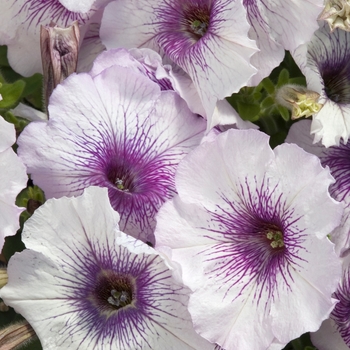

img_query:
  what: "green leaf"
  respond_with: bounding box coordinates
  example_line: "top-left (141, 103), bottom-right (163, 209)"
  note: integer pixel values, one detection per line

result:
top-left (0, 80), bottom-right (26, 109)
top-left (236, 101), bottom-right (260, 121)
top-left (0, 45), bottom-right (9, 67)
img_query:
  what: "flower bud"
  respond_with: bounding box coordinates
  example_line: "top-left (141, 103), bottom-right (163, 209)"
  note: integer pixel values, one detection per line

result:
top-left (319, 0), bottom-right (350, 32)
top-left (40, 21), bottom-right (80, 114)
top-left (275, 84), bottom-right (323, 120)
top-left (0, 321), bottom-right (36, 350)
top-left (0, 267), bottom-right (8, 288)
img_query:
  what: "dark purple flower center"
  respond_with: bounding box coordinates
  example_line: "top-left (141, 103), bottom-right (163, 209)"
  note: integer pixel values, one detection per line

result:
top-left (105, 161), bottom-right (138, 193)
top-left (322, 60), bottom-right (350, 104)
top-left (182, 4), bottom-right (210, 39)
top-left (91, 270), bottom-right (135, 314)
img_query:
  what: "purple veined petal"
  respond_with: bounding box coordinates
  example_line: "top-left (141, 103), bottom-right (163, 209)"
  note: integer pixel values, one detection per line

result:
top-left (243, 0), bottom-right (285, 86)
top-left (252, 0), bottom-right (323, 51)
top-left (155, 128), bottom-right (343, 349)
top-left (243, 0), bottom-right (323, 85)
top-left (292, 23), bottom-right (350, 147)
top-left (0, 187), bottom-right (215, 350)
top-left (101, 0), bottom-right (257, 120)
top-left (76, 11), bottom-right (106, 73)
top-left (18, 64), bottom-right (206, 244)
top-left (326, 256), bottom-right (350, 349)
top-left (286, 120), bottom-right (350, 256)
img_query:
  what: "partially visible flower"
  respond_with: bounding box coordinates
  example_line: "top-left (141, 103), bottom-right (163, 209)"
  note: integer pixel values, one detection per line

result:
top-left (155, 129), bottom-right (342, 349)
top-left (17, 58), bottom-right (206, 244)
top-left (292, 23), bottom-right (350, 147)
top-left (286, 119), bottom-right (350, 256)
top-left (0, 0), bottom-right (106, 76)
top-left (100, 0), bottom-right (258, 120)
top-left (319, 0), bottom-right (350, 33)
top-left (0, 187), bottom-right (214, 350)
top-left (244, 0), bottom-right (324, 85)
top-left (0, 116), bottom-right (27, 251)
top-left (311, 254), bottom-right (350, 350)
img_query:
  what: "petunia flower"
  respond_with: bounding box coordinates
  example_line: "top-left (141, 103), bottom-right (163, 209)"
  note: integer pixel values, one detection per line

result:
top-left (292, 23), bottom-right (350, 147)
top-left (0, 186), bottom-right (214, 350)
top-left (311, 253), bottom-right (350, 350)
top-left (244, 0), bottom-right (323, 85)
top-left (100, 0), bottom-right (258, 120)
top-left (286, 119), bottom-right (350, 256)
top-left (17, 58), bottom-right (206, 244)
top-left (155, 128), bottom-right (343, 350)
top-left (0, 115), bottom-right (27, 251)
top-left (0, 0), bottom-right (106, 76)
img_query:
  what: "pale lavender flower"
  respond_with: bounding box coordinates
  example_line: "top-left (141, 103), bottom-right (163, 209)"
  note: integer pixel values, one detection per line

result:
top-left (155, 129), bottom-right (343, 349)
top-left (17, 58), bottom-right (206, 244)
top-left (100, 0), bottom-right (258, 120)
top-left (0, 187), bottom-right (214, 350)
top-left (0, 116), bottom-right (27, 250)
top-left (292, 23), bottom-right (350, 147)
top-left (286, 119), bottom-right (350, 256)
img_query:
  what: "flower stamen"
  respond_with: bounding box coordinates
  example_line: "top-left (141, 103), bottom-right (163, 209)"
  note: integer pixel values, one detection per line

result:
top-left (107, 289), bottom-right (131, 308)
top-left (266, 230), bottom-right (285, 248)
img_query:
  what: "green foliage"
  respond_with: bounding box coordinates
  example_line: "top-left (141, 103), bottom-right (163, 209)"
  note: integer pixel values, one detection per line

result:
top-left (226, 51), bottom-right (311, 148)
top-left (0, 79), bottom-right (26, 109)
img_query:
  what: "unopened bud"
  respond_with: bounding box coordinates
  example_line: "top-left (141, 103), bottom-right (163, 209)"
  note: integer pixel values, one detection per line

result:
top-left (0, 267), bottom-right (8, 288)
top-left (319, 0), bottom-right (350, 32)
top-left (275, 84), bottom-right (323, 120)
top-left (0, 321), bottom-right (37, 350)
top-left (40, 21), bottom-right (80, 115)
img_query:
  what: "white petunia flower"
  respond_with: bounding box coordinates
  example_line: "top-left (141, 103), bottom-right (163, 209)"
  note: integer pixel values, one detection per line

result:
top-left (292, 23), bottom-right (350, 147)
top-left (155, 128), bottom-right (343, 349)
top-left (17, 57), bottom-right (206, 244)
top-left (0, 186), bottom-right (214, 350)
